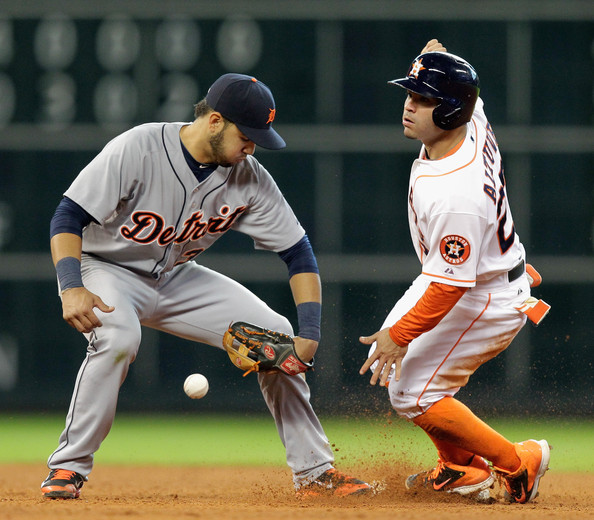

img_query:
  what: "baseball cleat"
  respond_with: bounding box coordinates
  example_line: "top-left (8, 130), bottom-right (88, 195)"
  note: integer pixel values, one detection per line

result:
top-left (296, 468), bottom-right (371, 497)
top-left (41, 468), bottom-right (87, 499)
top-left (496, 439), bottom-right (550, 504)
top-left (405, 455), bottom-right (495, 498)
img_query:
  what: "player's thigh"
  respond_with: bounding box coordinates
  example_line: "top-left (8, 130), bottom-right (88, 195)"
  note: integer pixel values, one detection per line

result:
top-left (81, 258), bottom-right (155, 353)
top-left (147, 263), bottom-right (292, 347)
top-left (390, 290), bottom-right (526, 417)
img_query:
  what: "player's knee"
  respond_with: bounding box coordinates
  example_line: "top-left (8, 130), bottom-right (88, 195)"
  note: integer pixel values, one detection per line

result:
top-left (389, 388), bottom-right (422, 420)
top-left (94, 319), bottom-right (141, 362)
top-left (117, 329), bottom-right (141, 362)
top-left (265, 314), bottom-right (294, 336)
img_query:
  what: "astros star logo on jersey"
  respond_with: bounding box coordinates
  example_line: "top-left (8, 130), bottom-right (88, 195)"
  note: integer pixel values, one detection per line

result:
top-left (409, 58), bottom-right (426, 79)
top-left (439, 234), bottom-right (471, 265)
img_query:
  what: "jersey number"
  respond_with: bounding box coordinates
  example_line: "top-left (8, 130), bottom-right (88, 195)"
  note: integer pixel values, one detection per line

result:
top-left (495, 169), bottom-right (515, 254)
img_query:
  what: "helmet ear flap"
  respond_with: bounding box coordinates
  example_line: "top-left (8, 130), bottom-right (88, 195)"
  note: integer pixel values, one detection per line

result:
top-left (432, 81), bottom-right (480, 130)
top-left (433, 101), bottom-right (463, 130)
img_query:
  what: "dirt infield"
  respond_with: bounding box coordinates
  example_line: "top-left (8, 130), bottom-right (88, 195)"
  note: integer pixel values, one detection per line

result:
top-left (1, 463), bottom-right (593, 519)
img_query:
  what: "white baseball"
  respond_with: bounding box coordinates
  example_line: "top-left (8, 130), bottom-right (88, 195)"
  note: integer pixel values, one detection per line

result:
top-left (183, 373), bottom-right (209, 399)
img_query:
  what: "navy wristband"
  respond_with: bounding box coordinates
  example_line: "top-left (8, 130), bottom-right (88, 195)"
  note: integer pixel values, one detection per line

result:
top-left (56, 257), bottom-right (83, 292)
top-left (296, 302), bottom-right (321, 342)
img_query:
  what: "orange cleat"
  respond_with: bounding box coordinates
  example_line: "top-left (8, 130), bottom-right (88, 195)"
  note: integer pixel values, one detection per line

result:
top-left (405, 455), bottom-right (494, 498)
top-left (495, 439), bottom-right (550, 504)
top-left (41, 468), bottom-right (87, 499)
top-left (296, 468), bottom-right (371, 497)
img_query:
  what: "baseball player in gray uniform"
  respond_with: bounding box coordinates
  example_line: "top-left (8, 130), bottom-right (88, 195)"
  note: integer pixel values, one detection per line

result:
top-left (41, 73), bottom-right (370, 499)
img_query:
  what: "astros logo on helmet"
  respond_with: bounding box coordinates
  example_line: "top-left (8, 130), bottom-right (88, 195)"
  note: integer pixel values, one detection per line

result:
top-left (409, 58), bottom-right (426, 79)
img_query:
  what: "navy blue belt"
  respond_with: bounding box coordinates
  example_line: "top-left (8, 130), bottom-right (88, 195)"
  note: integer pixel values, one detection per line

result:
top-left (508, 260), bottom-right (525, 282)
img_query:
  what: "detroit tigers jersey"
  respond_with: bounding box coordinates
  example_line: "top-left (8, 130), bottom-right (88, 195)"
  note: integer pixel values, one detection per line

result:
top-left (408, 98), bottom-right (525, 287)
top-left (64, 122), bottom-right (305, 278)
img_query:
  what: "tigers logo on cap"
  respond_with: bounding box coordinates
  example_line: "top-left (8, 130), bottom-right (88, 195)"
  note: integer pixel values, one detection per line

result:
top-left (266, 108), bottom-right (276, 125)
top-left (205, 73), bottom-right (286, 150)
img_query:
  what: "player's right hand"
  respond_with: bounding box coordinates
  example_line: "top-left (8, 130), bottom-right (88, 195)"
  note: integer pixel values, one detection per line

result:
top-left (61, 287), bottom-right (115, 333)
top-left (293, 336), bottom-right (318, 363)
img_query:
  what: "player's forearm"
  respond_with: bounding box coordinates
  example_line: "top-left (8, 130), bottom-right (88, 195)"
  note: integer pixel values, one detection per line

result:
top-left (289, 272), bottom-right (322, 342)
top-left (50, 233), bottom-right (85, 293)
top-left (289, 272), bottom-right (321, 305)
top-left (50, 232), bottom-right (83, 265)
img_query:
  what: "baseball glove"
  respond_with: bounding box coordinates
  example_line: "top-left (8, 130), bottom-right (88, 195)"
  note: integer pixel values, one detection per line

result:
top-left (222, 321), bottom-right (313, 377)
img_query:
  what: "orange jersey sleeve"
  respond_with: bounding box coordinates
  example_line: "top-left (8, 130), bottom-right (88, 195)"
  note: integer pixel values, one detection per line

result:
top-left (389, 282), bottom-right (468, 347)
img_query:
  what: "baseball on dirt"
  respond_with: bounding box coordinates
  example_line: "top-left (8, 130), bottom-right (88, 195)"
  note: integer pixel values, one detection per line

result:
top-left (183, 373), bottom-right (209, 399)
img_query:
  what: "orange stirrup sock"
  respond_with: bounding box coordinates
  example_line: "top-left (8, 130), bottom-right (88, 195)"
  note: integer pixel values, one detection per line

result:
top-left (413, 397), bottom-right (521, 472)
top-left (425, 433), bottom-right (475, 466)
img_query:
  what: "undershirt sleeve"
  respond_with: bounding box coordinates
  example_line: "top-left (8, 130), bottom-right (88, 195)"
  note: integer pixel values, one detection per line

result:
top-left (389, 282), bottom-right (468, 347)
top-left (277, 234), bottom-right (319, 277)
top-left (49, 196), bottom-right (96, 238)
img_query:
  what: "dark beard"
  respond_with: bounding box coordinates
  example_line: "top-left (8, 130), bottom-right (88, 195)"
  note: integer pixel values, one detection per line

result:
top-left (209, 128), bottom-right (232, 167)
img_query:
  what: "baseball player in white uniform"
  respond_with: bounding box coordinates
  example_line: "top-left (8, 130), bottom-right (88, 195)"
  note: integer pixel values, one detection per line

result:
top-left (359, 40), bottom-right (550, 503)
top-left (41, 73), bottom-right (370, 499)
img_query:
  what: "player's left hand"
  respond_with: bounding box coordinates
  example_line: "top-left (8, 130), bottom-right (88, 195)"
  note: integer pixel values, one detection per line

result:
top-left (359, 328), bottom-right (408, 386)
top-left (223, 322), bottom-right (314, 377)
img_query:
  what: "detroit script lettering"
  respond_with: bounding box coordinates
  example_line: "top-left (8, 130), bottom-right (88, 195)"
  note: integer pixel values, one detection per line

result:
top-left (120, 205), bottom-right (247, 247)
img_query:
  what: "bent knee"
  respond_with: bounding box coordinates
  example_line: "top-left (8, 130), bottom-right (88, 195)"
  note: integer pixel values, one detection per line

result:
top-left (390, 390), bottom-right (413, 418)
top-left (389, 384), bottom-right (456, 421)
top-left (263, 314), bottom-right (293, 336)
top-left (91, 319), bottom-right (142, 363)
top-left (389, 386), bottom-right (425, 420)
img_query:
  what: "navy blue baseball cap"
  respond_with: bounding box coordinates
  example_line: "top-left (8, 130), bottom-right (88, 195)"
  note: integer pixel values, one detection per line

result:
top-left (205, 73), bottom-right (286, 150)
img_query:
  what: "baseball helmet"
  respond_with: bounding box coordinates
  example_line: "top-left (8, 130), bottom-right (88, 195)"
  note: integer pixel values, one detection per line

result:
top-left (388, 51), bottom-right (480, 130)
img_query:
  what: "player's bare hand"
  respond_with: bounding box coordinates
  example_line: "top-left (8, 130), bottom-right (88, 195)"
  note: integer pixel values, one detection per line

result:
top-left (294, 336), bottom-right (318, 363)
top-left (359, 328), bottom-right (408, 386)
top-left (421, 39), bottom-right (447, 54)
top-left (61, 287), bottom-right (115, 333)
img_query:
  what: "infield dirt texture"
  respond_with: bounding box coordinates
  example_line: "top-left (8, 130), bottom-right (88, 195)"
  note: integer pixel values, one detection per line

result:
top-left (2, 463), bottom-right (593, 519)
top-left (2, 414), bottom-right (593, 518)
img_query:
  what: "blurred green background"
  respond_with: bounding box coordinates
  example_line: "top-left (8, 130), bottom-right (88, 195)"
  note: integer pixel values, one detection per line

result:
top-left (2, 413), bottom-right (592, 472)
top-left (0, 2), bottom-right (592, 421)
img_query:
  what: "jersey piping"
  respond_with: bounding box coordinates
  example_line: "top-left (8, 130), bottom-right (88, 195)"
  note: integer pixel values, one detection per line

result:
top-left (412, 118), bottom-right (479, 192)
top-left (414, 293), bottom-right (491, 415)
top-left (411, 117), bottom-right (480, 285)
top-left (199, 168), bottom-right (233, 210)
top-left (420, 271), bottom-right (475, 284)
top-left (153, 123), bottom-right (188, 276)
top-left (421, 134), bottom-right (465, 161)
